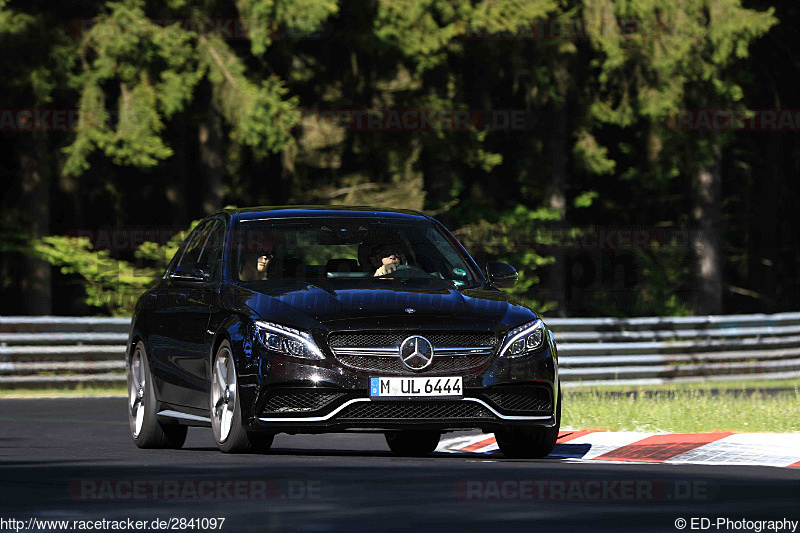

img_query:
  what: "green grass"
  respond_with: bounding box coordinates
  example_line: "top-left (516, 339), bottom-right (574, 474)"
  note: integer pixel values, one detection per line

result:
top-left (0, 382), bottom-right (126, 398)
top-left (566, 377), bottom-right (800, 393)
top-left (563, 380), bottom-right (800, 433)
top-left (3, 378), bottom-right (800, 433)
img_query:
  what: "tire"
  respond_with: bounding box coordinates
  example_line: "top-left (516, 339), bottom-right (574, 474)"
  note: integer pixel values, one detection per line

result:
top-left (127, 341), bottom-right (187, 449)
top-left (495, 388), bottom-right (562, 459)
top-left (385, 430), bottom-right (441, 456)
top-left (210, 340), bottom-right (272, 453)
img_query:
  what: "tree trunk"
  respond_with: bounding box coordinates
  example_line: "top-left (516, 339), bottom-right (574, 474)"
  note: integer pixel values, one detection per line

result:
top-left (421, 149), bottom-right (453, 211)
top-left (166, 119), bottom-right (188, 226)
top-left (18, 131), bottom-right (52, 315)
top-left (692, 141), bottom-right (723, 315)
top-left (548, 104), bottom-right (568, 218)
top-left (748, 130), bottom-right (780, 312)
top-left (199, 109), bottom-right (224, 214)
top-left (546, 102), bottom-right (569, 316)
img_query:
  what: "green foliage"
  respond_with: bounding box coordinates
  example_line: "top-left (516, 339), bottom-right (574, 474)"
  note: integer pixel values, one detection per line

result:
top-left (573, 132), bottom-right (615, 176)
top-left (64, 1), bottom-right (201, 175)
top-left (198, 37), bottom-right (299, 157)
top-left (455, 204), bottom-right (560, 313)
top-left (573, 191), bottom-right (599, 209)
top-left (580, 0), bottom-right (778, 197)
top-left (374, 0), bottom-right (558, 71)
top-left (235, 0), bottom-right (339, 55)
top-left (634, 239), bottom-right (694, 316)
top-left (0, 5), bottom-right (34, 37)
top-left (32, 236), bottom-right (152, 316)
top-left (373, 0), bottom-right (465, 71)
top-left (1, 0), bottom-right (791, 318)
top-left (63, 0), bottom-right (324, 175)
top-left (586, 0), bottom-right (777, 122)
top-left (30, 222), bottom-right (197, 316)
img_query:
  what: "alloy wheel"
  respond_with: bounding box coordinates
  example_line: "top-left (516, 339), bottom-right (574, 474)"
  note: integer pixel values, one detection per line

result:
top-left (211, 346), bottom-right (237, 443)
top-left (128, 347), bottom-right (146, 437)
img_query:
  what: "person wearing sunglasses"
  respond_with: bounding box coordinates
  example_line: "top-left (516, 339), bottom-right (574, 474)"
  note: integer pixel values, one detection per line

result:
top-left (239, 249), bottom-right (273, 281)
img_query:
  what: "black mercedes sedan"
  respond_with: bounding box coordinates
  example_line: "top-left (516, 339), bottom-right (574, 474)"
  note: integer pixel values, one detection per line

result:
top-left (126, 206), bottom-right (560, 457)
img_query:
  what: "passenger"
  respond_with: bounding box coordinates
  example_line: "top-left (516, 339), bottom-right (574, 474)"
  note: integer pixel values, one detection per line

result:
top-left (239, 250), bottom-right (272, 281)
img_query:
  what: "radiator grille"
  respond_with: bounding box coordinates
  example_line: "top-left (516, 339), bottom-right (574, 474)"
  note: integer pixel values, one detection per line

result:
top-left (483, 387), bottom-right (552, 413)
top-left (334, 353), bottom-right (493, 375)
top-left (328, 332), bottom-right (496, 348)
top-left (336, 400), bottom-right (494, 420)
top-left (263, 391), bottom-right (346, 414)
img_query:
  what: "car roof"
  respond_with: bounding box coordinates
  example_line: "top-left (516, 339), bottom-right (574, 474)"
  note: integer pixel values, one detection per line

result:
top-left (222, 205), bottom-right (432, 222)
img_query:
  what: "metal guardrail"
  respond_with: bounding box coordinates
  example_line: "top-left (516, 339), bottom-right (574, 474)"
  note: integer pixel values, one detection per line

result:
top-left (549, 312), bottom-right (800, 386)
top-left (1, 312), bottom-right (799, 388)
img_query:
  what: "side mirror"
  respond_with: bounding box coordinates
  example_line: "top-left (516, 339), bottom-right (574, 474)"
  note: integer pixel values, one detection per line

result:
top-left (486, 261), bottom-right (518, 288)
top-left (170, 262), bottom-right (212, 284)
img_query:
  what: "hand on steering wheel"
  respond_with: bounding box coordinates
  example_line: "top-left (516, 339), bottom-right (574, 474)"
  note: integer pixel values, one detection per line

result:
top-left (377, 264), bottom-right (431, 278)
top-left (374, 263), bottom-right (398, 276)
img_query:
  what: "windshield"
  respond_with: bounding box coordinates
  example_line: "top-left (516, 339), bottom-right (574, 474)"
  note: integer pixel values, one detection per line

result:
top-left (231, 217), bottom-right (476, 287)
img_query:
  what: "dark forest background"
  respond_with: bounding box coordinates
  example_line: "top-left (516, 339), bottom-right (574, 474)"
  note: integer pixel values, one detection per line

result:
top-left (1, 0), bottom-right (798, 317)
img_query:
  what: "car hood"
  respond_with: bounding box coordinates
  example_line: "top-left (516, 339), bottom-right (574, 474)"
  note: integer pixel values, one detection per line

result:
top-left (232, 278), bottom-right (530, 327)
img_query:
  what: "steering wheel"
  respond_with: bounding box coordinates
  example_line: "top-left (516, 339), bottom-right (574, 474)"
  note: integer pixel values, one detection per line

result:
top-left (380, 264), bottom-right (432, 278)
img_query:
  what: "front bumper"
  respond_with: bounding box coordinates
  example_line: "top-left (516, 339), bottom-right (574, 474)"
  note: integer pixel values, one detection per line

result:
top-left (248, 393), bottom-right (556, 434)
top-left (235, 338), bottom-right (559, 434)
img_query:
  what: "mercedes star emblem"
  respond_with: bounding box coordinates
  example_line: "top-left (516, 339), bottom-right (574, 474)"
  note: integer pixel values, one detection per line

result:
top-left (399, 336), bottom-right (434, 371)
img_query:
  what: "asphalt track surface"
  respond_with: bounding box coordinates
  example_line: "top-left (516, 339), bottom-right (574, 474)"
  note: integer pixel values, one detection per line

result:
top-left (1, 399), bottom-right (798, 532)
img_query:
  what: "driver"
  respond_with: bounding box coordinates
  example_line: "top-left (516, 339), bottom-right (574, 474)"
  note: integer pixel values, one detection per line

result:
top-left (237, 228), bottom-right (276, 281)
top-left (239, 249), bottom-right (272, 281)
top-left (371, 243), bottom-right (402, 277)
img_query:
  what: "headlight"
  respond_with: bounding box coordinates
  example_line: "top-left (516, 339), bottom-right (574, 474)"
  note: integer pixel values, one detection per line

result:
top-left (499, 319), bottom-right (545, 357)
top-left (254, 321), bottom-right (325, 360)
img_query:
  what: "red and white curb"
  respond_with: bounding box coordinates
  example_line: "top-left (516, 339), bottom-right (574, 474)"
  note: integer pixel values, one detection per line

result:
top-left (437, 430), bottom-right (800, 467)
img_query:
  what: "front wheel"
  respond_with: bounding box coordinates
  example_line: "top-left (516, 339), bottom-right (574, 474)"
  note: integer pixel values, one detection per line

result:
top-left (385, 430), bottom-right (440, 456)
top-left (127, 341), bottom-right (187, 449)
top-left (210, 340), bottom-right (272, 453)
top-left (495, 389), bottom-right (561, 459)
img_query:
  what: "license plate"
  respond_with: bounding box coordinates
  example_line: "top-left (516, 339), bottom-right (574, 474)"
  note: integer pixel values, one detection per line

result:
top-left (370, 377), bottom-right (463, 398)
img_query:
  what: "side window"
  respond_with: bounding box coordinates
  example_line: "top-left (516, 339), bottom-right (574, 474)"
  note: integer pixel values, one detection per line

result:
top-left (164, 228), bottom-right (198, 277)
top-left (198, 220), bottom-right (225, 278)
top-left (175, 221), bottom-right (215, 270)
